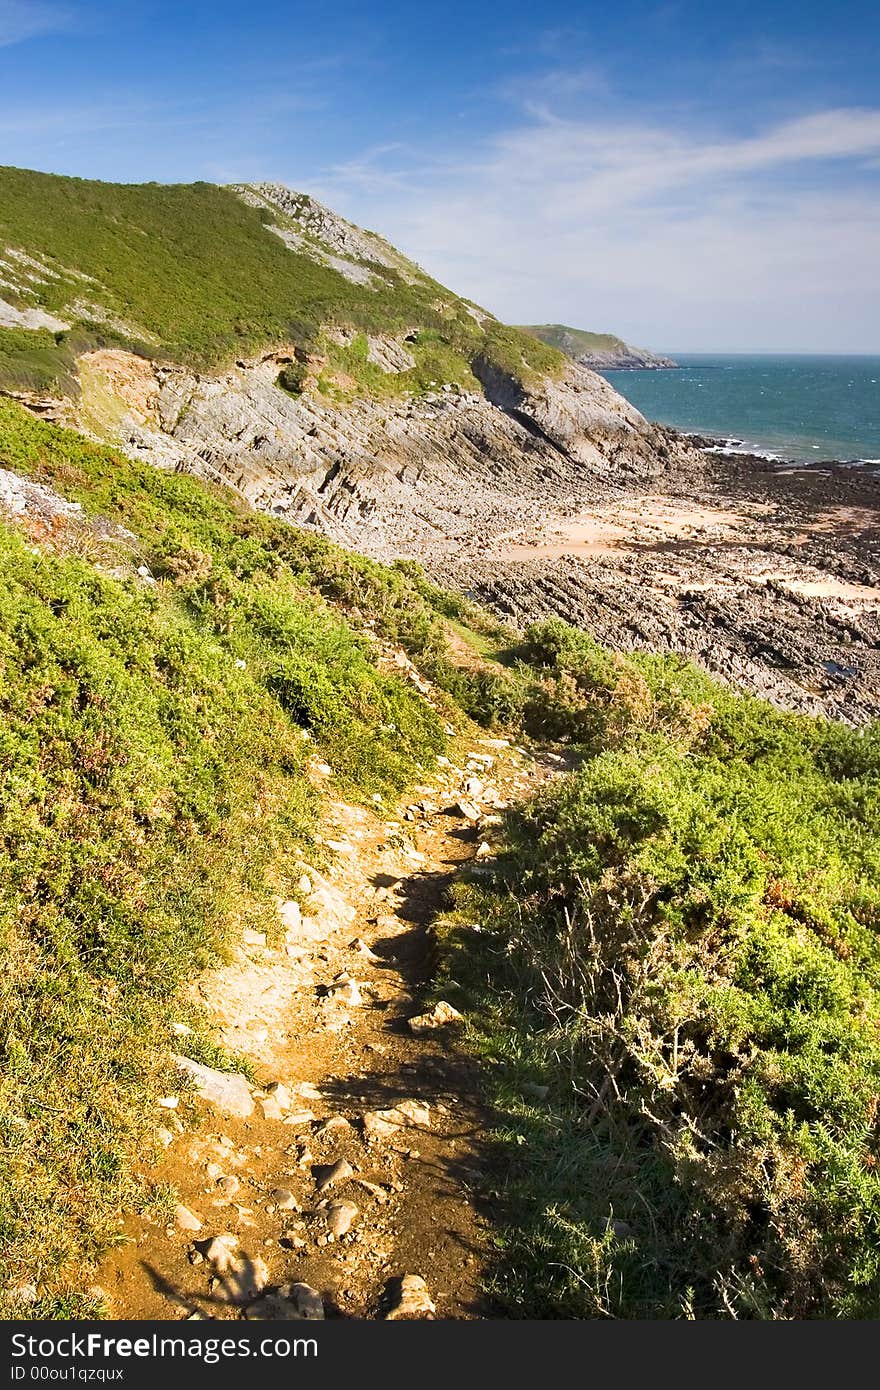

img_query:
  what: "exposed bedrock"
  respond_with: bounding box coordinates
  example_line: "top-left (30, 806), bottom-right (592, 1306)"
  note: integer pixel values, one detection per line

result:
top-left (449, 549), bottom-right (880, 725)
top-left (78, 350), bottom-right (700, 561)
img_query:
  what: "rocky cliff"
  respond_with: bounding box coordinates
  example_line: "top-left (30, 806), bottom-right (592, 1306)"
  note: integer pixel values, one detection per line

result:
top-left (54, 343), bottom-right (693, 563)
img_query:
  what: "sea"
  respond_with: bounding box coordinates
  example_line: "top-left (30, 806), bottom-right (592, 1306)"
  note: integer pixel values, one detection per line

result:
top-left (601, 354), bottom-right (880, 465)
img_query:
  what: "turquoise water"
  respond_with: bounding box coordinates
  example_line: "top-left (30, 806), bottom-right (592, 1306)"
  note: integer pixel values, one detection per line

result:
top-left (602, 355), bottom-right (880, 464)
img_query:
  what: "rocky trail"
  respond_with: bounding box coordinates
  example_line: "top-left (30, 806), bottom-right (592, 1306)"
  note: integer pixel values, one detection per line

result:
top-left (98, 737), bottom-right (562, 1321)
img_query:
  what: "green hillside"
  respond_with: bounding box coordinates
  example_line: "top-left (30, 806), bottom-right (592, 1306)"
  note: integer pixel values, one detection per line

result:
top-left (521, 323), bottom-right (632, 356)
top-left (0, 166), bottom-right (562, 395)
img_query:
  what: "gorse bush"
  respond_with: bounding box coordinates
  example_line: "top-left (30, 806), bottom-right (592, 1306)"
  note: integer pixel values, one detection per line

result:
top-left (440, 652), bottom-right (880, 1318)
top-left (0, 396), bottom-right (526, 737)
top-left (518, 618), bottom-right (712, 748)
top-left (186, 574), bottom-right (446, 791)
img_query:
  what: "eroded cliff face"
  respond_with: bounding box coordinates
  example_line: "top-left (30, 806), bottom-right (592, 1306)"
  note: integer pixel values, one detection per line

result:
top-left (573, 347), bottom-right (678, 370)
top-left (64, 347), bottom-right (698, 562)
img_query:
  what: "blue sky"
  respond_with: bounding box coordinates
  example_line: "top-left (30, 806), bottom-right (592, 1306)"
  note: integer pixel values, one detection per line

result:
top-left (1, 0), bottom-right (879, 350)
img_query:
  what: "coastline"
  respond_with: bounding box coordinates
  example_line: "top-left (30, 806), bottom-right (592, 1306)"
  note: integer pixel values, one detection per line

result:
top-left (599, 354), bottom-right (880, 467)
top-left (438, 426), bottom-right (880, 727)
top-left (686, 430), bottom-right (880, 470)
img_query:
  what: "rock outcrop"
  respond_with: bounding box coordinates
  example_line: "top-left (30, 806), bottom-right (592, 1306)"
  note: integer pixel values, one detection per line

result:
top-left (574, 345), bottom-right (678, 370)
top-left (230, 181), bottom-right (424, 287)
top-left (72, 348), bottom-right (699, 564)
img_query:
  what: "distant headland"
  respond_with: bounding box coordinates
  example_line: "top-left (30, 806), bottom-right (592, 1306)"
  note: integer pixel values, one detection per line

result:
top-left (519, 322), bottom-right (678, 370)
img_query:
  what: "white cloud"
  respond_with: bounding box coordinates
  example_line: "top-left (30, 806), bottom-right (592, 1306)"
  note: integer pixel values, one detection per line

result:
top-left (310, 107), bottom-right (880, 352)
top-left (0, 1), bottom-right (68, 47)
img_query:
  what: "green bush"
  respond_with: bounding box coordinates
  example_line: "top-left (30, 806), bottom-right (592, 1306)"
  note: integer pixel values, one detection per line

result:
top-left (440, 644), bottom-right (880, 1318)
top-left (277, 360), bottom-right (308, 395)
top-left (518, 618), bottom-right (711, 749)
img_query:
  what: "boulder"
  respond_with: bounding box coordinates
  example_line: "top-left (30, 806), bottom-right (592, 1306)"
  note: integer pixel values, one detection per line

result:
top-left (272, 1187), bottom-right (299, 1211)
top-left (362, 1099), bottom-right (430, 1141)
top-left (174, 1205), bottom-right (202, 1232)
top-left (326, 1199), bottom-right (358, 1238)
top-left (313, 1158), bottom-right (354, 1192)
top-left (258, 1093), bottom-right (287, 1121)
top-left (265, 1081), bottom-right (293, 1109)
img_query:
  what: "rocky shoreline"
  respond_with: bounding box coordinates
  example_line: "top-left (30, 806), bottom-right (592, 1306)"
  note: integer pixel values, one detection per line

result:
top-left (439, 442), bottom-right (880, 725)
top-left (579, 347), bottom-right (678, 370)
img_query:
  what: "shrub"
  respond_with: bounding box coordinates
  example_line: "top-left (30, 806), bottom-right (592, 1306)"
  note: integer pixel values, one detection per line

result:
top-left (439, 643), bottom-right (880, 1318)
top-left (277, 360), bottom-right (307, 395)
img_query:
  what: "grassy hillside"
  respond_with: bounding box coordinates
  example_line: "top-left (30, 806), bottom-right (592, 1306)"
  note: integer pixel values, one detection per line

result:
top-left (437, 622), bottom-right (880, 1318)
top-left (0, 166), bottom-right (563, 395)
top-left (521, 323), bottom-right (632, 356)
top-left (0, 396), bottom-right (519, 1315)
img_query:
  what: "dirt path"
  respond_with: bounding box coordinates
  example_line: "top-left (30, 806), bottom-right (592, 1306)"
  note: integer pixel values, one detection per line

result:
top-left (98, 738), bottom-right (559, 1321)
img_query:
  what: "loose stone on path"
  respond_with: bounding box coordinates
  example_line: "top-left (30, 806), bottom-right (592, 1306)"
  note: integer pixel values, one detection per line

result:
top-left (382, 1274), bottom-right (436, 1320)
top-left (173, 1055), bottom-right (255, 1119)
